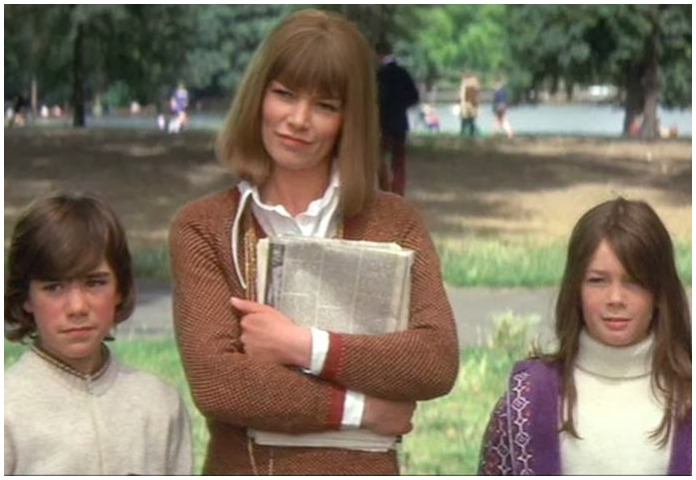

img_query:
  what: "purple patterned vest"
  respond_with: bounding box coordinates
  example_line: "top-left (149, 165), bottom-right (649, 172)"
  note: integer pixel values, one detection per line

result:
top-left (479, 359), bottom-right (691, 475)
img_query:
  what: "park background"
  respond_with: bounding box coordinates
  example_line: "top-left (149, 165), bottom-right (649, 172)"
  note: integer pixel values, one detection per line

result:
top-left (4, 4), bottom-right (692, 474)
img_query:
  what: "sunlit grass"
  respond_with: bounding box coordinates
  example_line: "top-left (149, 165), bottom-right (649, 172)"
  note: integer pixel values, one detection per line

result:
top-left (400, 312), bottom-right (540, 474)
top-left (434, 236), bottom-right (692, 287)
top-left (4, 337), bottom-right (209, 475)
top-left (4, 312), bottom-right (540, 475)
top-left (127, 236), bottom-right (691, 288)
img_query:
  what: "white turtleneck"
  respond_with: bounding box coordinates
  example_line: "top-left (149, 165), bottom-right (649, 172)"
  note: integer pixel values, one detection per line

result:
top-left (560, 330), bottom-right (671, 475)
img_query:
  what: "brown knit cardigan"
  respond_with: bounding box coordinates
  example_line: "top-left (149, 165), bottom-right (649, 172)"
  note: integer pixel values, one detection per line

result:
top-left (169, 187), bottom-right (459, 475)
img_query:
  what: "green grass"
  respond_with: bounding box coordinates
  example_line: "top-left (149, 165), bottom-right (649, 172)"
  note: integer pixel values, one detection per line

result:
top-left (4, 312), bottom-right (539, 475)
top-left (132, 247), bottom-right (171, 281)
top-left (400, 312), bottom-right (540, 474)
top-left (436, 237), bottom-right (568, 287)
top-left (435, 236), bottom-right (691, 287)
top-left (4, 337), bottom-right (209, 475)
top-left (129, 237), bottom-right (692, 288)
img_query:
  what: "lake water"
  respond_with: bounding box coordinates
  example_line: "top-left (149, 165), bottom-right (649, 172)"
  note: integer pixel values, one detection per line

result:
top-left (410, 102), bottom-right (692, 138)
top-left (87, 103), bottom-right (692, 138)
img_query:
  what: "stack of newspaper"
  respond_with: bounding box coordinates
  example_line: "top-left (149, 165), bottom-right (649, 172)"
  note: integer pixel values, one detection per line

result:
top-left (249, 236), bottom-right (414, 452)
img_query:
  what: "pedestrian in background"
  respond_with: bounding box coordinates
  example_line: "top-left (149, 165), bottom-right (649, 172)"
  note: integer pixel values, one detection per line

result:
top-left (459, 72), bottom-right (480, 137)
top-left (375, 39), bottom-right (420, 196)
top-left (492, 77), bottom-right (513, 138)
top-left (479, 197), bottom-right (691, 475)
top-left (169, 82), bottom-right (190, 133)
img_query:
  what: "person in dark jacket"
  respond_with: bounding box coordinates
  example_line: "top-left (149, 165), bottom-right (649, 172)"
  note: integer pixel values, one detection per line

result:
top-left (375, 40), bottom-right (419, 196)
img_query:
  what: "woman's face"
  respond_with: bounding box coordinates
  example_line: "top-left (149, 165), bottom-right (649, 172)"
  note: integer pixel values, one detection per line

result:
top-left (580, 239), bottom-right (655, 347)
top-left (261, 80), bottom-right (343, 175)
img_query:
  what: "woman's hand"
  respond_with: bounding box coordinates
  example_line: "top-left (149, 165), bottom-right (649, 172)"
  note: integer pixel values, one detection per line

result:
top-left (231, 297), bottom-right (312, 368)
top-left (361, 396), bottom-right (416, 436)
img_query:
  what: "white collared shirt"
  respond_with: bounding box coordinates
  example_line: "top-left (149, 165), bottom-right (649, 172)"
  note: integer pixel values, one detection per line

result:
top-left (230, 169), bottom-right (364, 429)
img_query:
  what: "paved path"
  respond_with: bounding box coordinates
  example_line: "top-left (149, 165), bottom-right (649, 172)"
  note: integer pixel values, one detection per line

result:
top-left (121, 281), bottom-right (558, 347)
top-left (122, 281), bottom-right (690, 348)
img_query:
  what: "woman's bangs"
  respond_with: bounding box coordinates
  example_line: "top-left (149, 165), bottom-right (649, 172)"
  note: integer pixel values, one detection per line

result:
top-left (274, 43), bottom-right (347, 100)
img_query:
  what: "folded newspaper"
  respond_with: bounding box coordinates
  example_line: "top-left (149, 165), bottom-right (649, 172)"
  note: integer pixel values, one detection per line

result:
top-left (249, 236), bottom-right (414, 452)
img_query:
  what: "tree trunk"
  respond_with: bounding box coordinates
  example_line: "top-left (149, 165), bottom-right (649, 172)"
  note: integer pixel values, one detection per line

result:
top-left (72, 20), bottom-right (86, 128)
top-left (639, 9), bottom-right (660, 141)
top-left (622, 64), bottom-right (645, 136)
top-left (31, 76), bottom-right (38, 119)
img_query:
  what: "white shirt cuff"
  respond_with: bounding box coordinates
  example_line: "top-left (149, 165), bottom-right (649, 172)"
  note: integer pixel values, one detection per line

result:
top-left (307, 327), bottom-right (329, 375)
top-left (341, 390), bottom-right (366, 429)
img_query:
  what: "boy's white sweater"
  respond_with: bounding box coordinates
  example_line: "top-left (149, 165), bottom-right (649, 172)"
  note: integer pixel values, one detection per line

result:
top-left (4, 347), bottom-right (193, 475)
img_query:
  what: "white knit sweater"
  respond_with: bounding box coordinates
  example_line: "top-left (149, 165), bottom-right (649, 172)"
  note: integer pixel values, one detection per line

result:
top-left (4, 347), bottom-right (193, 475)
top-left (560, 330), bottom-right (671, 474)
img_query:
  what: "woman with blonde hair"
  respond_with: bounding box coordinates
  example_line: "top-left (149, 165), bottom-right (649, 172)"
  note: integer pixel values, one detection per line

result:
top-left (169, 9), bottom-right (458, 475)
top-left (479, 197), bottom-right (691, 475)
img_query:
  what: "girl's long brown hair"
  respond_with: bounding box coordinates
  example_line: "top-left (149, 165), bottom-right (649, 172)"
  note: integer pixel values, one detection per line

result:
top-left (544, 197), bottom-right (691, 445)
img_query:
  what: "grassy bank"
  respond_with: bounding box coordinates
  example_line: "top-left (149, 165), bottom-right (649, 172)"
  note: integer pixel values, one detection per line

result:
top-left (131, 236), bottom-right (692, 287)
top-left (435, 236), bottom-right (692, 287)
top-left (4, 313), bottom-right (538, 475)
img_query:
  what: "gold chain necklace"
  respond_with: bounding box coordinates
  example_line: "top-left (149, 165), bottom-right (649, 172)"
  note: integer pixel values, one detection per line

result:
top-left (240, 202), bottom-right (344, 475)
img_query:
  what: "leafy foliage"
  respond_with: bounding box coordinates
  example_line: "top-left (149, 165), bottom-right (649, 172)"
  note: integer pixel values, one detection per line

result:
top-left (4, 5), bottom-right (691, 130)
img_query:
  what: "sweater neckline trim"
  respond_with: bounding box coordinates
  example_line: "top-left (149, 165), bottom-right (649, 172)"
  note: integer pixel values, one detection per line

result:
top-left (31, 343), bottom-right (111, 382)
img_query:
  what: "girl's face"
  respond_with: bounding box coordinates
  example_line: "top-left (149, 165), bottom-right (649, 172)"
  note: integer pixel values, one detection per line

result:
top-left (23, 259), bottom-right (121, 374)
top-left (261, 80), bottom-right (343, 176)
top-left (580, 240), bottom-right (655, 347)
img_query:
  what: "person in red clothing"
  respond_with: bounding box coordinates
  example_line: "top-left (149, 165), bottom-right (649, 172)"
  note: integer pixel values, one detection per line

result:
top-left (169, 8), bottom-right (458, 475)
top-left (375, 39), bottom-right (420, 196)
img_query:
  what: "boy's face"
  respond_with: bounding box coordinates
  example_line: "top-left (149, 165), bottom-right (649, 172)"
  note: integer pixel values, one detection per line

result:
top-left (23, 259), bottom-right (121, 374)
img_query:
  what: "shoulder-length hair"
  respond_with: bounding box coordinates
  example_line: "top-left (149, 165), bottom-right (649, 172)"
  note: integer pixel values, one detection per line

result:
top-left (216, 8), bottom-right (380, 217)
top-left (546, 197), bottom-right (691, 445)
top-left (5, 192), bottom-right (136, 342)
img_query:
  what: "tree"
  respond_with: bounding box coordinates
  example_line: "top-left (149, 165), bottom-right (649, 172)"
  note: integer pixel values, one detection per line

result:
top-left (505, 5), bottom-right (691, 138)
top-left (182, 5), bottom-right (289, 98)
top-left (410, 5), bottom-right (508, 95)
top-left (6, 5), bottom-right (199, 126)
top-left (5, 5), bottom-right (73, 115)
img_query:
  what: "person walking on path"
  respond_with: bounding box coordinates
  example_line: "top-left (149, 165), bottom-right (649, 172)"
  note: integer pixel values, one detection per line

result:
top-left (459, 72), bottom-right (480, 137)
top-left (491, 77), bottom-right (513, 138)
top-left (375, 40), bottom-right (420, 196)
top-left (168, 82), bottom-right (189, 133)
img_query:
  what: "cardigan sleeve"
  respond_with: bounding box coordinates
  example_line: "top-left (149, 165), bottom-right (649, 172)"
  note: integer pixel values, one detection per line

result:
top-left (169, 200), bottom-right (346, 434)
top-left (317, 200), bottom-right (459, 401)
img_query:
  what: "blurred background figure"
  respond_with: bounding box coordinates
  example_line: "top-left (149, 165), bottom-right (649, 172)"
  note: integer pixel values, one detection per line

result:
top-left (168, 82), bottom-right (189, 133)
top-left (421, 103), bottom-right (441, 132)
top-left (8, 93), bottom-right (29, 127)
top-left (375, 39), bottom-right (420, 196)
top-left (492, 77), bottom-right (513, 138)
top-left (459, 72), bottom-right (480, 137)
